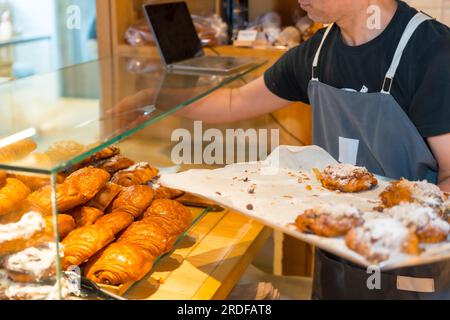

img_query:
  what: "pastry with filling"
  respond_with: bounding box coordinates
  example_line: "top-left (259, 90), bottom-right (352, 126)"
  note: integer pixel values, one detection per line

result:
top-left (153, 186), bottom-right (184, 200)
top-left (384, 203), bottom-right (450, 243)
top-left (345, 218), bottom-right (420, 263)
top-left (314, 163), bottom-right (378, 193)
top-left (111, 162), bottom-right (159, 187)
top-left (0, 178), bottom-right (31, 216)
top-left (110, 185), bottom-right (154, 218)
top-left (86, 182), bottom-right (122, 211)
top-left (295, 203), bottom-right (363, 237)
top-left (95, 211), bottom-right (134, 235)
top-left (143, 199), bottom-right (192, 228)
top-left (93, 155), bottom-right (135, 174)
top-left (44, 214), bottom-right (76, 240)
top-left (68, 206), bottom-right (103, 228)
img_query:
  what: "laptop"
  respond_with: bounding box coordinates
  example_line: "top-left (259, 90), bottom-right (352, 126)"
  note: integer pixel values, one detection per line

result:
top-left (143, 2), bottom-right (256, 74)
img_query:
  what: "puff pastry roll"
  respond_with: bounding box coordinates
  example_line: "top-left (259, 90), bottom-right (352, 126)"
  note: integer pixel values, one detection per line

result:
top-left (143, 199), bottom-right (192, 229)
top-left (154, 186), bottom-right (184, 200)
top-left (27, 167), bottom-right (110, 214)
top-left (110, 185), bottom-right (154, 218)
top-left (0, 178), bottom-right (31, 216)
top-left (61, 224), bottom-right (115, 269)
top-left (111, 162), bottom-right (159, 187)
top-left (69, 206), bottom-right (104, 228)
top-left (93, 155), bottom-right (135, 174)
top-left (11, 173), bottom-right (65, 191)
top-left (62, 146), bottom-right (120, 175)
top-left (85, 243), bottom-right (155, 286)
top-left (43, 214), bottom-right (76, 240)
top-left (95, 211), bottom-right (134, 235)
top-left (0, 139), bottom-right (37, 163)
top-left (86, 182), bottom-right (122, 211)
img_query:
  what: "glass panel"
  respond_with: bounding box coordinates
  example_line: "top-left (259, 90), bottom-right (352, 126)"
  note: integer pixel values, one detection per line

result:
top-left (0, 56), bottom-right (265, 174)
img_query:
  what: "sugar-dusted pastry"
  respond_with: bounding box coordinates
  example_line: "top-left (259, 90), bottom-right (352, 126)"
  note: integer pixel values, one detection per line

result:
top-left (93, 155), bottom-right (135, 174)
top-left (45, 140), bottom-right (86, 163)
top-left (111, 162), bottom-right (159, 187)
top-left (95, 211), bottom-right (134, 235)
top-left (384, 203), bottom-right (450, 243)
top-left (86, 182), bottom-right (122, 211)
top-left (11, 173), bottom-right (65, 191)
top-left (295, 203), bottom-right (363, 237)
top-left (154, 186), bottom-right (184, 200)
top-left (69, 206), bottom-right (104, 228)
top-left (4, 278), bottom-right (70, 300)
top-left (0, 139), bottom-right (37, 163)
top-left (110, 185), bottom-right (154, 218)
top-left (0, 171), bottom-right (6, 188)
top-left (380, 178), bottom-right (446, 212)
top-left (345, 218), bottom-right (420, 263)
top-left (61, 224), bottom-right (115, 269)
top-left (85, 243), bottom-right (155, 286)
top-left (44, 214), bottom-right (76, 240)
top-left (143, 199), bottom-right (192, 228)
top-left (0, 269), bottom-right (9, 299)
top-left (3, 242), bottom-right (60, 283)
top-left (27, 167), bottom-right (110, 214)
top-left (0, 212), bottom-right (46, 254)
top-left (0, 178), bottom-right (31, 216)
top-left (314, 163), bottom-right (378, 193)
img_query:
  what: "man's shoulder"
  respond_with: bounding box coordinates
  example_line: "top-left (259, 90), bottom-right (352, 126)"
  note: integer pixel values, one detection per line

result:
top-left (408, 18), bottom-right (450, 61)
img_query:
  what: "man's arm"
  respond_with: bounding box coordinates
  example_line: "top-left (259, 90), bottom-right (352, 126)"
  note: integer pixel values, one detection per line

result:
top-left (428, 133), bottom-right (450, 192)
top-left (178, 76), bottom-right (291, 124)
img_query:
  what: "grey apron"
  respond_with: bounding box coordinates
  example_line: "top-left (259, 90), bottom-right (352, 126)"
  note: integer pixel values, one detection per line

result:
top-left (308, 13), bottom-right (450, 299)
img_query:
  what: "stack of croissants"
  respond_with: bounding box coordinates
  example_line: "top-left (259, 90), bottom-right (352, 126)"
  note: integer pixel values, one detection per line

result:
top-left (0, 144), bottom-right (191, 291)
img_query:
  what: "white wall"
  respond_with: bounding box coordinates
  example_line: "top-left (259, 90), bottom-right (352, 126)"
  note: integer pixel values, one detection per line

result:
top-left (405, 0), bottom-right (450, 26)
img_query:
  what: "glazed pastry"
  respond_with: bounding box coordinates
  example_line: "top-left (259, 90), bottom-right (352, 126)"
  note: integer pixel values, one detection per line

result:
top-left (0, 212), bottom-right (46, 254)
top-left (27, 167), bottom-right (110, 214)
top-left (0, 178), bottom-right (31, 216)
top-left (93, 155), bottom-right (135, 174)
top-left (0, 139), bottom-right (37, 163)
top-left (0, 171), bottom-right (6, 188)
top-left (3, 243), bottom-right (59, 283)
top-left (345, 218), bottom-right (420, 263)
top-left (45, 140), bottom-right (86, 163)
top-left (314, 163), bottom-right (378, 193)
top-left (380, 179), bottom-right (446, 212)
top-left (111, 162), bottom-right (159, 187)
top-left (295, 203), bottom-right (363, 237)
top-left (95, 211), bottom-right (134, 235)
top-left (110, 185), bottom-right (154, 218)
top-left (143, 199), bottom-right (192, 228)
top-left (61, 224), bottom-right (115, 269)
top-left (86, 182), bottom-right (122, 211)
top-left (11, 173), bottom-right (65, 191)
top-left (85, 243), bottom-right (155, 286)
top-left (44, 214), bottom-right (76, 240)
top-left (62, 146), bottom-right (121, 175)
top-left (154, 186), bottom-right (184, 200)
top-left (69, 206), bottom-right (104, 228)
top-left (384, 203), bottom-right (450, 243)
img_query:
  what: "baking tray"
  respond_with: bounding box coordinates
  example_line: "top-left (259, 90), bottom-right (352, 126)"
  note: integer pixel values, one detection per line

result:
top-left (160, 145), bottom-right (450, 271)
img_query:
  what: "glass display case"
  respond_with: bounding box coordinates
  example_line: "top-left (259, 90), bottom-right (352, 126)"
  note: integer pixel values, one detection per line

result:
top-left (0, 56), bottom-right (266, 300)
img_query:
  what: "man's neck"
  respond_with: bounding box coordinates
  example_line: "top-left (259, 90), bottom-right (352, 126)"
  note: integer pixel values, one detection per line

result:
top-left (337, 0), bottom-right (399, 46)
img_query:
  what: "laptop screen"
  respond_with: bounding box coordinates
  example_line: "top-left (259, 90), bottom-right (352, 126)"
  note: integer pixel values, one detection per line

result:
top-left (143, 2), bottom-right (204, 65)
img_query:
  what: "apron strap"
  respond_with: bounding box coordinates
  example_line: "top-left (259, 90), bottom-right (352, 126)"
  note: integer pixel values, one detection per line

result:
top-left (311, 23), bottom-right (334, 81)
top-left (381, 12), bottom-right (433, 94)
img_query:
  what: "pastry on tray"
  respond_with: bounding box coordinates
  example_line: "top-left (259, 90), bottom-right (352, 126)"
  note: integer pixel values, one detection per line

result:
top-left (93, 155), bottom-right (135, 174)
top-left (153, 186), bottom-right (184, 200)
top-left (111, 162), bottom-right (159, 187)
top-left (3, 242), bottom-right (59, 283)
top-left (68, 206), bottom-right (103, 228)
top-left (95, 211), bottom-right (134, 235)
top-left (11, 173), bottom-right (65, 192)
top-left (379, 178), bottom-right (447, 212)
top-left (61, 146), bottom-right (120, 175)
top-left (295, 203), bottom-right (363, 237)
top-left (345, 217), bottom-right (420, 263)
top-left (44, 214), bottom-right (76, 240)
top-left (0, 139), bottom-right (37, 163)
top-left (86, 182), bottom-right (122, 212)
top-left (110, 185), bottom-right (154, 218)
top-left (0, 178), bottom-right (31, 216)
top-left (143, 199), bottom-right (193, 229)
top-left (383, 203), bottom-right (450, 243)
top-left (27, 167), bottom-right (110, 214)
top-left (61, 224), bottom-right (115, 269)
top-left (314, 163), bottom-right (378, 193)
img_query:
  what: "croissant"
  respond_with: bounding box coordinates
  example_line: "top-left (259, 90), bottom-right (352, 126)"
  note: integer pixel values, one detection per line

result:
top-left (111, 162), bottom-right (159, 187)
top-left (86, 182), bottom-right (122, 211)
top-left (61, 224), bottom-right (115, 269)
top-left (11, 173), bottom-right (65, 191)
top-left (0, 139), bottom-right (37, 163)
top-left (27, 167), bottom-right (110, 214)
top-left (45, 140), bottom-right (86, 163)
top-left (143, 199), bottom-right (192, 228)
top-left (62, 146), bottom-right (120, 175)
top-left (85, 243), bottom-right (155, 286)
top-left (154, 186), bottom-right (184, 200)
top-left (110, 185), bottom-right (154, 218)
top-left (95, 211), bottom-right (134, 235)
top-left (69, 206), bottom-right (104, 228)
top-left (93, 155), bottom-right (135, 174)
top-left (0, 178), bottom-right (31, 216)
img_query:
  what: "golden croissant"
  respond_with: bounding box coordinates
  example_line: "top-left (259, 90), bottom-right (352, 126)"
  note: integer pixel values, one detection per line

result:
top-left (93, 155), bottom-right (135, 174)
top-left (11, 173), bottom-right (65, 191)
top-left (111, 163), bottom-right (159, 187)
top-left (86, 182), bottom-right (122, 211)
top-left (154, 186), bottom-right (184, 200)
top-left (62, 146), bottom-right (120, 175)
top-left (143, 199), bottom-right (192, 228)
top-left (44, 214), bottom-right (76, 240)
top-left (61, 224), bottom-right (115, 269)
top-left (0, 178), bottom-right (31, 216)
top-left (69, 206), bottom-right (104, 228)
top-left (0, 139), bottom-right (37, 163)
top-left (110, 185), bottom-right (154, 218)
top-left (95, 211), bottom-right (134, 235)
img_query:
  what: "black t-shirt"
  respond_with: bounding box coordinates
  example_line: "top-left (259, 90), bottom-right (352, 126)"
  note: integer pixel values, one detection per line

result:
top-left (264, 0), bottom-right (450, 138)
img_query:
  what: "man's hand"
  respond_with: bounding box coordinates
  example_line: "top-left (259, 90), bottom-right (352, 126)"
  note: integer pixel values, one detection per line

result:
top-left (428, 133), bottom-right (450, 192)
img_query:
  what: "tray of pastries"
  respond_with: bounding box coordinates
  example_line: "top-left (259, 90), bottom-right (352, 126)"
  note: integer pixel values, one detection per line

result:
top-left (0, 142), bottom-right (207, 299)
top-left (161, 145), bottom-right (450, 270)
